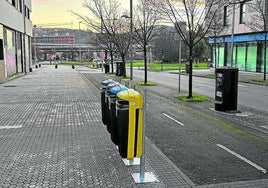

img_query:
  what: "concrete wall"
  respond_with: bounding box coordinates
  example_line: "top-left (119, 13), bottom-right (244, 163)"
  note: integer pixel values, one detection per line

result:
top-left (0, 0), bottom-right (32, 36)
top-left (220, 0), bottom-right (264, 36)
top-left (0, 0), bottom-right (33, 83)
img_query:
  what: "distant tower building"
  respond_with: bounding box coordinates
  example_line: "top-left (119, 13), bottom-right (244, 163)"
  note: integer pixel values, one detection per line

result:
top-left (0, 0), bottom-right (33, 83)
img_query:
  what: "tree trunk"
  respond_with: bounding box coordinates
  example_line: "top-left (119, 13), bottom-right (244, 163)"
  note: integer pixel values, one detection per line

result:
top-left (121, 55), bottom-right (126, 77)
top-left (110, 51), bottom-right (114, 73)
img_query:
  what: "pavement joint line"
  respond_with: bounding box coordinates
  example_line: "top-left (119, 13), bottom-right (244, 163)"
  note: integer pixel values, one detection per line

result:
top-left (217, 144), bottom-right (267, 174)
top-left (260, 126), bottom-right (268, 130)
top-left (0, 125), bottom-right (23, 129)
top-left (163, 113), bottom-right (185, 126)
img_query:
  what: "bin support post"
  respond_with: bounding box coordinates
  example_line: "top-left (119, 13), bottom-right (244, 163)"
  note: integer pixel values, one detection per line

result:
top-left (132, 89), bottom-right (158, 183)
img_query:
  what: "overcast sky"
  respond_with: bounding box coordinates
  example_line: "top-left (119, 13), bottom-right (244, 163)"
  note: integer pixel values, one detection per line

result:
top-left (31, 0), bottom-right (131, 29)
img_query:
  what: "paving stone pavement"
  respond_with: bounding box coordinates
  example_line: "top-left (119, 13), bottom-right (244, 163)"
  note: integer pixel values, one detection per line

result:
top-left (0, 65), bottom-right (267, 188)
top-left (0, 65), bottom-right (193, 187)
top-left (81, 66), bottom-right (268, 188)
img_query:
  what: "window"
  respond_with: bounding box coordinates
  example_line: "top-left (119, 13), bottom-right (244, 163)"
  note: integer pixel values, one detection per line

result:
top-left (240, 2), bottom-right (246, 24)
top-left (18, 0), bottom-right (22, 12)
top-left (223, 6), bottom-right (228, 26)
top-left (24, 6), bottom-right (30, 19)
top-left (12, 0), bottom-right (16, 7)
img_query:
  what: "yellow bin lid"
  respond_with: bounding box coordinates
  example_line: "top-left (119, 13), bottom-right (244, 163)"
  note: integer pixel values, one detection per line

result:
top-left (117, 89), bottom-right (143, 108)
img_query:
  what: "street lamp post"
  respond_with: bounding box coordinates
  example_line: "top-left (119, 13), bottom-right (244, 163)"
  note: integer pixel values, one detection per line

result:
top-left (79, 21), bottom-right (82, 62)
top-left (264, 0), bottom-right (267, 80)
top-left (121, 0), bottom-right (133, 80)
top-left (230, 0), bottom-right (236, 67)
top-left (178, 39), bottom-right (182, 93)
top-left (230, 0), bottom-right (253, 67)
top-left (130, 0), bottom-right (133, 80)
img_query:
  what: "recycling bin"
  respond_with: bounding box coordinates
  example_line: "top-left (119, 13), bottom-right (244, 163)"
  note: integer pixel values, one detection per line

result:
top-left (104, 82), bottom-right (121, 130)
top-left (116, 89), bottom-right (143, 160)
top-left (185, 62), bottom-right (190, 74)
top-left (104, 63), bottom-right (110, 73)
top-left (107, 85), bottom-right (127, 145)
top-left (115, 61), bottom-right (123, 76)
top-left (215, 67), bottom-right (238, 112)
top-left (101, 79), bottom-right (114, 125)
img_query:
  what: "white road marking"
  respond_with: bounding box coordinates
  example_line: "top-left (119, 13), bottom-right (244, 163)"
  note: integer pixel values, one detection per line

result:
top-left (163, 113), bottom-right (185, 126)
top-left (238, 84), bottom-right (247, 88)
top-left (217, 144), bottom-right (267, 174)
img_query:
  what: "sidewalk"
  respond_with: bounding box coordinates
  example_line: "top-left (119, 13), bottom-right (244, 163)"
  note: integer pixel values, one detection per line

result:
top-left (0, 65), bottom-right (267, 187)
top-left (81, 66), bottom-right (268, 188)
top-left (0, 65), bottom-right (193, 187)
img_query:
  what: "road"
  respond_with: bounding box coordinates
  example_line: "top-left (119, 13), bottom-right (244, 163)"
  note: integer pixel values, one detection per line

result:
top-left (83, 68), bottom-right (268, 186)
top-left (122, 68), bottom-right (268, 185)
top-left (144, 91), bottom-right (268, 185)
top-left (129, 68), bottom-right (268, 113)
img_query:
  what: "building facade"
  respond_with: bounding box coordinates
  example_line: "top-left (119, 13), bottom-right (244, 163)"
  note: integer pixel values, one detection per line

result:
top-left (0, 0), bottom-right (32, 83)
top-left (209, 0), bottom-right (268, 73)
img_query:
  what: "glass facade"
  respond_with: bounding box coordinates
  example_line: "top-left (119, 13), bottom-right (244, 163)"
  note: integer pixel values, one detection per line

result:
top-left (16, 32), bottom-right (23, 73)
top-left (212, 41), bottom-right (267, 73)
top-left (246, 44), bottom-right (257, 71)
top-left (5, 28), bottom-right (17, 76)
top-left (235, 44), bottom-right (246, 70)
top-left (218, 46), bottom-right (224, 67)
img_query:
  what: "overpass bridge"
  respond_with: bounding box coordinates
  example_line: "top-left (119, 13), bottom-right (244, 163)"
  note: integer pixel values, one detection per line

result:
top-left (33, 43), bottom-right (103, 53)
top-left (32, 43), bottom-right (106, 61)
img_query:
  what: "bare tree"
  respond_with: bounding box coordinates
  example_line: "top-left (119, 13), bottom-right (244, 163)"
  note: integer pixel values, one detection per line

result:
top-left (149, 0), bottom-right (226, 98)
top-left (133, 0), bottom-right (160, 83)
top-left (248, 0), bottom-right (267, 80)
top-left (72, 0), bottom-right (131, 76)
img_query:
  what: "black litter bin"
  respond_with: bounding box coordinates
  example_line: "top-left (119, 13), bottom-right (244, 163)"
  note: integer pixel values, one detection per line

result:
top-left (115, 61), bottom-right (123, 76)
top-left (185, 62), bottom-right (190, 74)
top-left (105, 63), bottom-right (110, 73)
top-left (116, 89), bottom-right (143, 160)
top-left (215, 67), bottom-right (238, 112)
top-left (104, 82), bottom-right (120, 130)
top-left (101, 79), bottom-right (114, 125)
top-left (116, 99), bottom-right (129, 157)
top-left (107, 85), bottom-right (127, 145)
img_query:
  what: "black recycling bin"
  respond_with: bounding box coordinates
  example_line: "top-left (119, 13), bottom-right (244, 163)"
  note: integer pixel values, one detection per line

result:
top-left (107, 85), bottom-right (127, 145)
top-left (115, 61), bottom-right (123, 76)
top-left (215, 67), bottom-right (238, 112)
top-left (116, 99), bottom-right (129, 158)
top-left (101, 79), bottom-right (114, 125)
top-left (104, 82), bottom-right (120, 131)
top-left (116, 89), bottom-right (143, 160)
top-left (185, 62), bottom-right (190, 74)
top-left (104, 63), bottom-right (110, 73)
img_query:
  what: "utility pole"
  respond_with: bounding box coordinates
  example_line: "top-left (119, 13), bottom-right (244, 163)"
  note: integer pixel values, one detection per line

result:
top-left (79, 21), bottom-right (82, 62)
top-left (130, 0), bottom-right (133, 80)
top-left (230, 0), bottom-right (236, 67)
top-left (264, 0), bottom-right (267, 80)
